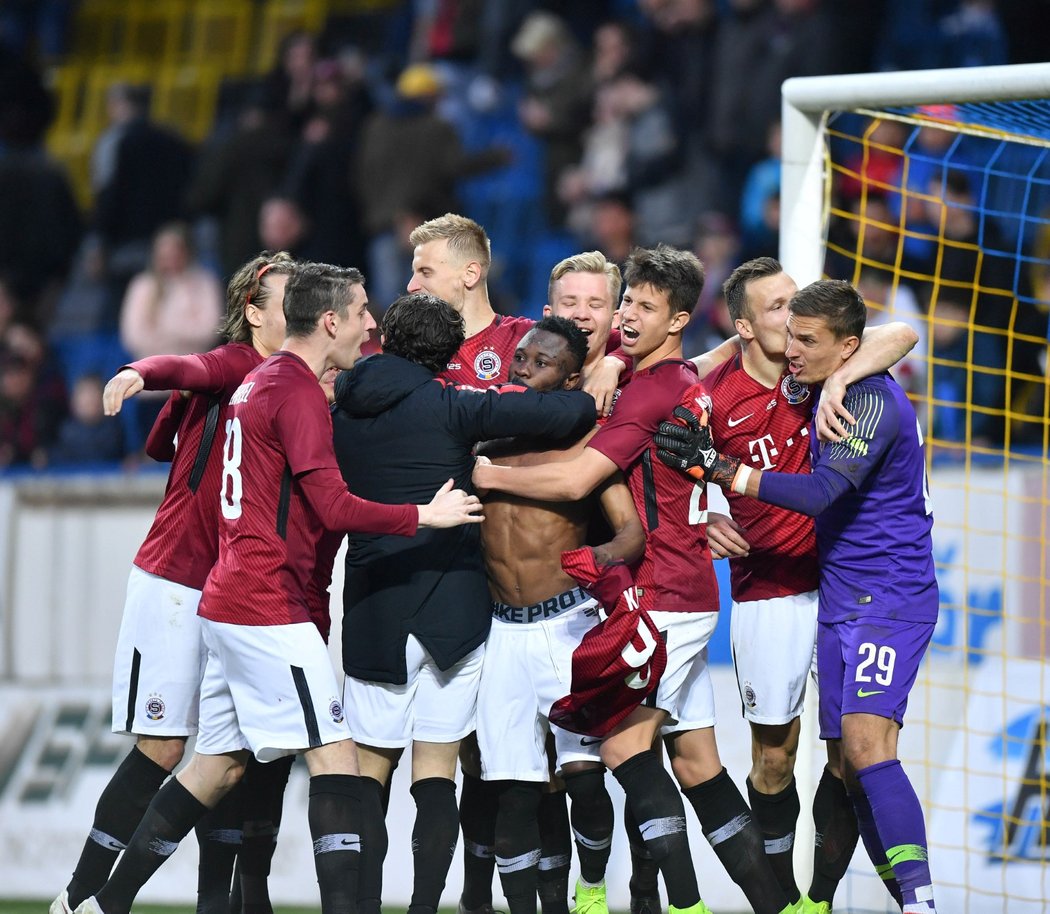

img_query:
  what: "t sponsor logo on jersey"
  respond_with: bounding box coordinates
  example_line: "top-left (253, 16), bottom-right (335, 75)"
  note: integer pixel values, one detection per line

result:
top-left (329, 699), bottom-right (344, 724)
top-left (780, 375), bottom-right (810, 405)
top-left (144, 694), bottom-right (166, 721)
top-left (474, 350), bottom-right (501, 381)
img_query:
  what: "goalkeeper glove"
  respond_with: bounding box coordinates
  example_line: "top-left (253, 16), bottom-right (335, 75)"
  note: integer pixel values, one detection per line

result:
top-left (655, 404), bottom-right (745, 490)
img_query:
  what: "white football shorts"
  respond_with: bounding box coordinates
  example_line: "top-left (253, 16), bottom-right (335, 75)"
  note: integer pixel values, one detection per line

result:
top-left (343, 634), bottom-right (483, 748)
top-left (730, 590), bottom-right (818, 725)
top-left (654, 609), bottom-right (720, 736)
top-left (111, 566), bottom-right (206, 737)
top-left (194, 618), bottom-right (350, 761)
top-left (479, 588), bottom-right (604, 782)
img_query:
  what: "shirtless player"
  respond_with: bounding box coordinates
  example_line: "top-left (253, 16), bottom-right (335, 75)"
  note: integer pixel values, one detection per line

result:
top-left (476, 316), bottom-right (644, 914)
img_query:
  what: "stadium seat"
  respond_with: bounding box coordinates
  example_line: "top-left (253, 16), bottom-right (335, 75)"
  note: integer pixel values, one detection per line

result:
top-left (187, 2), bottom-right (253, 77)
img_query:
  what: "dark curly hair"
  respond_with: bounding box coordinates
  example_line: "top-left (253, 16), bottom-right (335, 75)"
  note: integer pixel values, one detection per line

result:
top-left (531, 315), bottom-right (588, 374)
top-left (382, 292), bottom-right (466, 373)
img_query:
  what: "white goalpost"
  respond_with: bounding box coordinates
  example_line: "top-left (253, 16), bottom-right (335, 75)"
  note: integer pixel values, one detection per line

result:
top-left (779, 62), bottom-right (1050, 913)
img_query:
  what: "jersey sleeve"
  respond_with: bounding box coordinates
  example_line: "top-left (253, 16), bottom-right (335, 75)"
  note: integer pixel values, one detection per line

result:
top-left (586, 373), bottom-right (673, 471)
top-left (129, 346), bottom-right (258, 396)
top-left (299, 468), bottom-right (418, 536)
top-left (144, 391), bottom-right (187, 461)
top-left (450, 384), bottom-right (596, 442)
top-left (819, 383), bottom-right (901, 489)
top-left (273, 381), bottom-right (342, 478)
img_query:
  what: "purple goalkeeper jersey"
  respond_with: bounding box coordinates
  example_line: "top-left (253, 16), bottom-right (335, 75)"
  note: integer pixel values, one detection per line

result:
top-left (809, 372), bottom-right (938, 624)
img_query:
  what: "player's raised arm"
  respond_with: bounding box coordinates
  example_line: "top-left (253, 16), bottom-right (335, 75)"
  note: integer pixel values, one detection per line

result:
top-left (593, 471), bottom-right (645, 566)
top-left (816, 320), bottom-right (919, 442)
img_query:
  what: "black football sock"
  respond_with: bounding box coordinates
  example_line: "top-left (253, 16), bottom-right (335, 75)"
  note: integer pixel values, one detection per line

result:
top-left (238, 755), bottom-right (294, 914)
top-left (195, 781), bottom-right (243, 914)
top-left (536, 789), bottom-right (571, 914)
top-left (683, 768), bottom-right (790, 914)
top-left (96, 777), bottom-right (208, 914)
top-left (808, 767), bottom-right (859, 905)
top-left (494, 781), bottom-right (543, 914)
top-left (746, 776), bottom-right (801, 903)
top-left (407, 777), bottom-right (459, 914)
top-left (563, 768), bottom-right (613, 885)
top-left (66, 746), bottom-right (171, 908)
top-left (612, 750), bottom-right (698, 910)
top-left (460, 772), bottom-right (498, 909)
top-left (623, 802), bottom-right (660, 901)
top-left (356, 776), bottom-right (389, 914)
top-left (308, 773), bottom-right (362, 914)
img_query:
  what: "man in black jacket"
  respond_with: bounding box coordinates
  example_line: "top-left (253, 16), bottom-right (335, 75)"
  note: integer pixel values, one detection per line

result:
top-left (331, 292), bottom-right (597, 914)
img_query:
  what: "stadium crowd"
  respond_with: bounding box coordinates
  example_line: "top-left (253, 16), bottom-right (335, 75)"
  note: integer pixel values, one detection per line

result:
top-left (0, 0), bottom-right (1045, 469)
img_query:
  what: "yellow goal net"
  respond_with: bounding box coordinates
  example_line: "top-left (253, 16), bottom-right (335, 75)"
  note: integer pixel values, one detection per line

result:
top-left (781, 63), bottom-right (1050, 914)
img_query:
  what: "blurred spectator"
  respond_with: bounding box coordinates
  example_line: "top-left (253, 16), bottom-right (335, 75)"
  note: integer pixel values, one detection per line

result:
top-left (563, 68), bottom-right (689, 248)
top-left (591, 19), bottom-right (635, 84)
top-left (259, 30), bottom-right (319, 135)
top-left (0, 45), bottom-right (80, 327)
top-left (48, 372), bottom-right (125, 467)
top-left (0, 41), bottom-right (54, 147)
top-left (187, 99), bottom-right (294, 276)
top-left (683, 211), bottom-right (738, 357)
top-left (580, 192), bottom-right (637, 267)
top-left (708, 0), bottom-right (839, 210)
top-left (119, 222), bottom-right (223, 360)
top-left (937, 0), bottom-right (1008, 69)
top-left (356, 62), bottom-right (509, 311)
top-left (921, 169), bottom-right (1033, 445)
top-left (738, 119), bottom-right (782, 262)
top-left (856, 266), bottom-right (929, 411)
top-left (285, 54), bottom-right (372, 268)
top-left (0, 322), bottom-right (67, 468)
top-left (0, 0), bottom-right (73, 61)
top-left (837, 118), bottom-right (908, 203)
top-left (257, 195), bottom-right (311, 260)
top-left (511, 10), bottom-right (593, 226)
top-left (93, 82), bottom-right (195, 293)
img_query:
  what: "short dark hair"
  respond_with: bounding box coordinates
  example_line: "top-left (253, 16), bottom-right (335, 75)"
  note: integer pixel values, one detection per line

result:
top-left (284, 262), bottom-right (364, 338)
top-left (622, 244), bottom-right (704, 315)
top-left (723, 256), bottom-right (783, 322)
top-left (532, 315), bottom-right (588, 374)
top-left (790, 279), bottom-right (867, 340)
top-left (382, 292), bottom-right (465, 373)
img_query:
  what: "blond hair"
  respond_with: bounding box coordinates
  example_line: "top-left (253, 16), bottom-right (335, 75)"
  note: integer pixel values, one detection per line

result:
top-left (408, 213), bottom-right (491, 276)
top-left (548, 250), bottom-right (622, 308)
top-left (220, 251), bottom-right (297, 342)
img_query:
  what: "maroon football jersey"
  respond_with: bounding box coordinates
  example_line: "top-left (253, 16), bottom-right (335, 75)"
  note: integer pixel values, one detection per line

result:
top-left (132, 344), bottom-right (263, 590)
top-left (587, 360), bottom-right (719, 613)
top-left (199, 352), bottom-right (416, 627)
top-left (703, 355), bottom-right (819, 601)
top-left (439, 315), bottom-right (535, 386)
top-left (549, 546), bottom-right (667, 737)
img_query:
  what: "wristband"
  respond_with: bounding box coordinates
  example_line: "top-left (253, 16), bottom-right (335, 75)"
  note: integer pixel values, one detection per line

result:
top-left (731, 465), bottom-right (753, 496)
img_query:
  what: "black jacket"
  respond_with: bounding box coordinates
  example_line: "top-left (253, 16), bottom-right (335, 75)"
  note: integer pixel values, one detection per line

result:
top-left (333, 354), bottom-right (596, 683)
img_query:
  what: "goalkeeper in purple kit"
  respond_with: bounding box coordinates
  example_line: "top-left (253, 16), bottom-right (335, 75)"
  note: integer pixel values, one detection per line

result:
top-left (656, 279), bottom-right (938, 914)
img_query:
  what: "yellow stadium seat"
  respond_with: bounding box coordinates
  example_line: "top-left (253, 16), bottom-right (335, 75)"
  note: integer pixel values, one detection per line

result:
top-left (69, 0), bottom-right (124, 63)
top-left (122, 1), bottom-right (189, 69)
top-left (187, 1), bottom-right (253, 76)
top-left (151, 65), bottom-right (221, 143)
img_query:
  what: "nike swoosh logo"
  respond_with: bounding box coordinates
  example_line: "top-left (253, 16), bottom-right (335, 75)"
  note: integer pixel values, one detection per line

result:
top-left (727, 413), bottom-right (753, 428)
top-left (856, 688), bottom-right (886, 698)
top-left (580, 736), bottom-right (603, 746)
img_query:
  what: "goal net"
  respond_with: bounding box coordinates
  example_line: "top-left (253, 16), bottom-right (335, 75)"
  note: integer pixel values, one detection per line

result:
top-left (780, 64), bottom-right (1050, 914)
